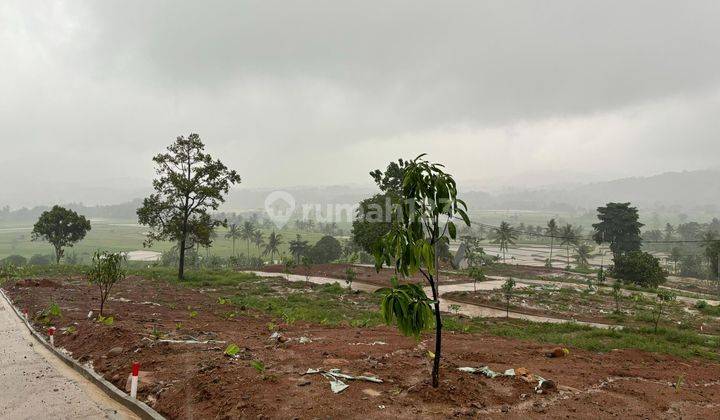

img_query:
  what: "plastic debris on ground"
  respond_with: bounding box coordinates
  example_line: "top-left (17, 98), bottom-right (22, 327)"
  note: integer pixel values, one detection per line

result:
top-left (458, 365), bottom-right (556, 394)
top-left (305, 368), bottom-right (383, 393)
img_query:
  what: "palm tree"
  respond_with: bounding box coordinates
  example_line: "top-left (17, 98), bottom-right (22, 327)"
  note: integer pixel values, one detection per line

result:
top-left (240, 221), bottom-right (256, 256)
top-left (669, 247), bottom-right (682, 274)
top-left (559, 224), bottom-right (577, 268)
top-left (252, 230), bottom-right (264, 255)
top-left (492, 221), bottom-right (517, 263)
top-left (263, 231), bottom-right (283, 263)
top-left (546, 218), bottom-right (559, 267)
top-left (288, 234), bottom-right (309, 263)
top-left (573, 243), bottom-right (594, 268)
top-left (225, 223), bottom-right (242, 256)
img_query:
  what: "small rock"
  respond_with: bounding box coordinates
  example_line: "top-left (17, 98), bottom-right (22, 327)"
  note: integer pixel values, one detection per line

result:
top-left (296, 379), bottom-right (311, 387)
top-left (107, 347), bottom-right (124, 356)
top-left (362, 389), bottom-right (381, 397)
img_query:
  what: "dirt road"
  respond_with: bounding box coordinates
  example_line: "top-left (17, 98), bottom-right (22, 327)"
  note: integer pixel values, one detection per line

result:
top-left (0, 290), bottom-right (137, 419)
top-left (248, 271), bottom-right (616, 328)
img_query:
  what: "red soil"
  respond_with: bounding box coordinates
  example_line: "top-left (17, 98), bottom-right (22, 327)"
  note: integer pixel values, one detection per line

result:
top-left (3, 275), bottom-right (720, 419)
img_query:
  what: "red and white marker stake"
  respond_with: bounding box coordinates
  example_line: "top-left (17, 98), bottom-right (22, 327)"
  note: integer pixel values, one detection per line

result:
top-left (130, 362), bottom-right (140, 399)
top-left (22, 307), bottom-right (28, 319)
top-left (48, 327), bottom-right (56, 347)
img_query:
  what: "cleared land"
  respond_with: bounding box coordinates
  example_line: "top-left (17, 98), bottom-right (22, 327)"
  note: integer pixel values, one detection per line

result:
top-left (3, 267), bottom-right (720, 418)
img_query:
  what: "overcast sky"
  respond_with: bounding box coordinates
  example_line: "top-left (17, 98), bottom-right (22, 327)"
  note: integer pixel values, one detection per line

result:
top-left (2, 1), bottom-right (720, 207)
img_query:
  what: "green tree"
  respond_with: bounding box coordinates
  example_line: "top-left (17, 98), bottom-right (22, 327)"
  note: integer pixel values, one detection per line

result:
top-left (289, 234), bottom-right (310, 263)
top-left (592, 202), bottom-right (643, 261)
top-left (308, 235), bottom-right (342, 264)
top-left (88, 251), bottom-right (126, 317)
top-left (611, 250), bottom-right (666, 288)
top-left (501, 278), bottom-right (516, 318)
top-left (352, 194), bottom-right (397, 254)
top-left (225, 223), bottom-right (242, 256)
top-left (240, 221), bottom-right (256, 256)
top-left (492, 221), bottom-right (517, 263)
top-left (137, 134), bottom-right (240, 280)
top-left (31, 205), bottom-right (91, 264)
top-left (700, 231), bottom-right (720, 281)
top-left (263, 231), bottom-right (283, 263)
top-left (352, 159), bottom-right (407, 254)
top-left (373, 154), bottom-right (470, 388)
top-left (546, 218), bottom-right (559, 267)
top-left (669, 247), bottom-right (682, 274)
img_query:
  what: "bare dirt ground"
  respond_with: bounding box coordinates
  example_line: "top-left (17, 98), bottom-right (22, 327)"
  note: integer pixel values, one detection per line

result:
top-left (4, 275), bottom-right (720, 419)
top-left (260, 263), bottom-right (580, 287)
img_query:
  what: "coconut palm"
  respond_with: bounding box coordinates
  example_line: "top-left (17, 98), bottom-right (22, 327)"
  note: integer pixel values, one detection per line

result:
top-left (252, 230), bottom-right (265, 255)
top-left (263, 231), bottom-right (283, 263)
top-left (559, 224), bottom-right (578, 268)
top-left (573, 243), bottom-right (594, 268)
top-left (240, 221), bottom-right (256, 256)
top-left (289, 234), bottom-right (309, 263)
top-left (225, 223), bottom-right (242, 256)
top-left (492, 221), bottom-right (517, 263)
top-left (546, 218), bottom-right (559, 267)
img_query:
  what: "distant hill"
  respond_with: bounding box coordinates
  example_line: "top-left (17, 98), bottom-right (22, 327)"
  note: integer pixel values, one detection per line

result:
top-left (3, 170), bottom-right (717, 223)
top-left (462, 170), bottom-right (720, 214)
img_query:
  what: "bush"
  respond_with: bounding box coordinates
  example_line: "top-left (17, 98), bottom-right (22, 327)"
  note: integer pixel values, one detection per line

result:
top-left (28, 254), bottom-right (52, 266)
top-left (2, 255), bottom-right (27, 266)
top-left (611, 251), bottom-right (666, 288)
top-left (308, 236), bottom-right (342, 264)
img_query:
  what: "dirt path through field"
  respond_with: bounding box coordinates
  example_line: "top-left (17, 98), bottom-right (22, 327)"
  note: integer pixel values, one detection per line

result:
top-left (247, 271), bottom-right (616, 328)
top-left (0, 290), bottom-right (137, 419)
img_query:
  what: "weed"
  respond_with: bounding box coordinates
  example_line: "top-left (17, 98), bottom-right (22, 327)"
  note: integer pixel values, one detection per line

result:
top-left (225, 343), bottom-right (241, 357)
top-left (250, 360), bottom-right (265, 373)
top-left (97, 315), bottom-right (114, 326)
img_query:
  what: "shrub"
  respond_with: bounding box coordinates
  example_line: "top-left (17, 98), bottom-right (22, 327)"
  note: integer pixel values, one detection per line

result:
top-left (611, 251), bottom-right (666, 288)
top-left (29, 254), bottom-right (53, 266)
top-left (2, 255), bottom-right (27, 266)
top-left (88, 251), bottom-right (126, 317)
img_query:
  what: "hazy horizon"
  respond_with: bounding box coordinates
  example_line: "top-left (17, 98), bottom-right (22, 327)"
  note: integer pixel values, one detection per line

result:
top-left (3, 1), bottom-right (720, 208)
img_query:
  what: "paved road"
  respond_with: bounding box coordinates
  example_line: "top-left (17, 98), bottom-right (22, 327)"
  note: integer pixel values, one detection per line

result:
top-left (0, 291), bottom-right (137, 420)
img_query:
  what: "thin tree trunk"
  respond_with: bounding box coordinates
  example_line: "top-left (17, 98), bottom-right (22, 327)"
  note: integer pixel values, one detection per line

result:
top-left (179, 239), bottom-right (186, 280)
top-left (430, 242), bottom-right (441, 388)
top-left (549, 238), bottom-right (554, 267)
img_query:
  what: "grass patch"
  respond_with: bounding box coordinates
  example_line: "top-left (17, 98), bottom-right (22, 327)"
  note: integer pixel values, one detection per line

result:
top-left (467, 318), bottom-right (720, 361)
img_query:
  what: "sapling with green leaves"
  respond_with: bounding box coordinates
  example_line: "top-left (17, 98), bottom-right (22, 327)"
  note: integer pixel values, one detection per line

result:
top-left (283, 258), bottom-right (295, 280)
top-left (88, 251), bottom-right (126, 317)
top-left (468, 266), bottom-right (485, 292)
top-left (301, 256), bottom-right (312, 282)
top-left (373, 154), bottom-right (470, 388)
top-left (612, 280), bottom-right (622, 313)
top-left (501, 278), bottom-right (516, 318)
top-left (652, 289), bottom-right (676, 333)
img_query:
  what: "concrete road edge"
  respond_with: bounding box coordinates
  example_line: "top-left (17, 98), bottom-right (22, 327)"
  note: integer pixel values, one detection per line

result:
top-left (0, 288), bottom-right (165, 420)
